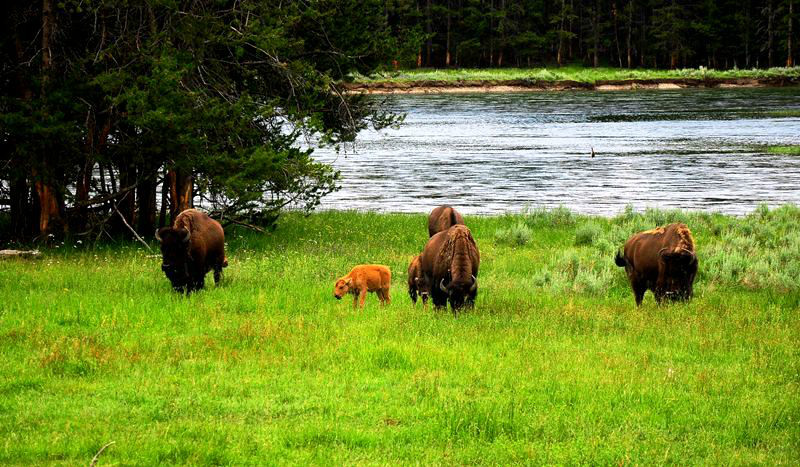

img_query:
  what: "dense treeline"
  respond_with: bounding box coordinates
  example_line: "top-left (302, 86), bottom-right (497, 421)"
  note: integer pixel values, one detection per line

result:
top-left (390, 0), bottom-right (796, 69)
top-left (1, 1), bottom-right (403, 243)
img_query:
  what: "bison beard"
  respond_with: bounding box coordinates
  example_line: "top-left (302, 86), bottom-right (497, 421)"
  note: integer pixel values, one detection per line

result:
top-left (420, 225), bottom-right (480, 314)
top-left (615, 223), bottom-right (698, 306)
top-left (156, 209), bottom-right (227, 294)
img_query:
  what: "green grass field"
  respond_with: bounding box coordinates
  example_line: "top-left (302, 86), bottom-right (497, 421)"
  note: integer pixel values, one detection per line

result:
top-left (1, 206), bottom-right (799, 466)
top-left (353, 65), bottom-right (800, 84)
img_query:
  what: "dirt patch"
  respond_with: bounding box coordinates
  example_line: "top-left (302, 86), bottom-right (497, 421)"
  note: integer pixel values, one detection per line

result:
top-left (342, 77), bottom-right (799, 94)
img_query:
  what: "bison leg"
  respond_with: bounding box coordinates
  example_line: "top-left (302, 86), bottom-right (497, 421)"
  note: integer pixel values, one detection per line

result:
top-left (633, 281), bottom-right (647, 307)
top-left (359, 289), bottom-right (367, 308)
top-left (383, 287), bottom-right (391, 305)
top-left (377, 290), bottom-right (385, 306)
top-left (214, 266), bottom-right (223, 285)
top-left (409, 288), bottom-right (418, 304)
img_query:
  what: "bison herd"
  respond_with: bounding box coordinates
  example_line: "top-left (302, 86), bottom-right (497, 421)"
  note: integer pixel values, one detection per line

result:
top-left (156, 206), bottom-right (699, 311)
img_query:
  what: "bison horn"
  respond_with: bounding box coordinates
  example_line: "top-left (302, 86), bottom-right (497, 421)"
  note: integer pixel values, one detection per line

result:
top-left (155, 228), bottom-right (163, 242)
top-left (470, 275), bottom-right (478, 292)
top-left (180, 228), bottom-right (191, 243)
top-left (439, 278), bottom-right (448, 293)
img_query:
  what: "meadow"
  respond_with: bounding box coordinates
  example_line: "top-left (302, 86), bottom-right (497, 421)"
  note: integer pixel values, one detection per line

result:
top-left (353, 65), bottom-right (800, 84)
top-left (1, 206), bottom-right (799, 466)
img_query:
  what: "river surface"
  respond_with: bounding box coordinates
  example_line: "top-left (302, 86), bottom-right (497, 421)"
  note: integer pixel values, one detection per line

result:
top-left (313, 88), bottom-right (800, 215)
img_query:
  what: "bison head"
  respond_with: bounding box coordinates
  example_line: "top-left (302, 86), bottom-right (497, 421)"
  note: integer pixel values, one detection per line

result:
top-left (439, 274), bottom-right (478, 310)
top-left (333, 277), bottom-right (353, 299)
top-left (155, 227), bottom-right (191, 292)
top-left (658, 248), bottom-right (698, 302)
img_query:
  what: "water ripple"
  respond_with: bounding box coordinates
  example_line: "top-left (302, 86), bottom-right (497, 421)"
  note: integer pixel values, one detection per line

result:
top-left (314, 88), bottom-right (800, 215)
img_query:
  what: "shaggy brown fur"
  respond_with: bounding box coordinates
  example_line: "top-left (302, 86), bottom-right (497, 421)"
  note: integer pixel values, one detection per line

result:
top-left (407, 255), bottom-right (429, 306)
top-left (420, 224), bottom-right (480, 313)
top-left (156, 209), bottom-right (227, 294)
top-left (615, 223), bottom-right (698, 306)
top-left (427, 205), bottom-right (465, 237)
top-left (334, 265), bottom-right (392, 309)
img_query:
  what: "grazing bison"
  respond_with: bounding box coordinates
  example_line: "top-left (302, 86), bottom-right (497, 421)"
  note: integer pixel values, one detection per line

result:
top-left (420, 224), bottom-right (480, 313)
top-left (334, 265), bottom-right (392, 309)
top-left (156, 209), bottom-right (227, 293)
top-left (407, 255), bottom-right (429, 306)
top-left (428, 205), bottom-right (465, 237)
top-left (615, 223), bottom-right (698, 306)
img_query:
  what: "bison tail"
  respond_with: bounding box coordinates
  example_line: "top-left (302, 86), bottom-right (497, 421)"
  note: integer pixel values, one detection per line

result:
top-left (614, 251), bottom-right (626, 267)
top-left (449, 207), bottom-right (458, 226)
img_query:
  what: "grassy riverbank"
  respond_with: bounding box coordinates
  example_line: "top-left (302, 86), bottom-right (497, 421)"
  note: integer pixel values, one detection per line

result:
top-left (1, 206), bottom-right (799, 466)
top-left (354, 65), bottom-right (800, 84)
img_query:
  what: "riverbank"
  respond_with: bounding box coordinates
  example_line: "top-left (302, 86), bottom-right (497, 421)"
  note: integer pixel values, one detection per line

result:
top-left (345, 66), bottom-right (800, 93)
top-left (1, 207), bottom-right (798, 466)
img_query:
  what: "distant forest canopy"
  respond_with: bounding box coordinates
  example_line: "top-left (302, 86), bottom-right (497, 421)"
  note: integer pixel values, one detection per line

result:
top-left (385, 0), bottom-right (796, 69)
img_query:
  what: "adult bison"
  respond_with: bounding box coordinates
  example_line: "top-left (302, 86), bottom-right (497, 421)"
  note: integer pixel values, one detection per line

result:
top-left (156, 209), bottom-right (227, 293)
top-left (407, 254), bottom-right (429, 306)
top-left (420, 224), bottom-right (480, 313)
top-left (427, 205), bottom-right (465, 237)
top-left (615, 223), bottom-right (698, 306)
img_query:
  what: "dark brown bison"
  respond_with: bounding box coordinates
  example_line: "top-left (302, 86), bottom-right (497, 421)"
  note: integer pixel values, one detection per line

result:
top-left (407, 254), bottom-right (429, 306)
top-left (420, 224), bottom-right (480, 313)
top-left (156, 209), bottom-right (227, 293)
top-left (428, 205), bottom-right (465, 237)
top-left (615, 223), bottom-right (698, 306)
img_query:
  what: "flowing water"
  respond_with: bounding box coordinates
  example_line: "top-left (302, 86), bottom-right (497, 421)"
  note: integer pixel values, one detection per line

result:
top-left (314, 88), bottom-right (800, 215)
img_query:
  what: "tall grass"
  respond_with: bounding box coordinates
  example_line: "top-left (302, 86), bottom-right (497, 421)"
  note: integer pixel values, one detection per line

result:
top-left (353, 65), bottom-right (800, 84)
top-left (1, 207), bottom-right (798, 466)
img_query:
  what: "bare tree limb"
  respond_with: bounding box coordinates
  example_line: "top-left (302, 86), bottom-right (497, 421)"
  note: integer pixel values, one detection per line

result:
top-left (113, 202), bottom-right (153, 251)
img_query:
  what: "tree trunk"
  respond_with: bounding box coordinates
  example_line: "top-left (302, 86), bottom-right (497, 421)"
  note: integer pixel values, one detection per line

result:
top-left (768, 0), bottom-right (774, 67)
top-left (169, 169), bottom-right (193, 220)
top-left (117, 160), bottom-right (137, 229)
top-left (557, 0), bottom-right (566, 65)
top-left (37, 0), bottom-right (65, 238)
top-left (446, 0), bottom-right (452, 66)
top-left (640, 7), bottom-right (647, 66)
top-left (593, 0), bottom-right (600, 67)
top-left (158, 167), bottom-right (169, 228)
top-left (789, 0), bottom-right (795, 67)
top-left (745, 0), bottom-right (751, 67)
top-left (568, 0), bottom-right (575, 60)
top-left (33, 170), bottom-right (64, 238)
top-left (627, 0), bottom-right (633, 68)
top-left (9, 174), bottom-right (29, 241)
top-left (136, 174), bottom-right (157, 235)
top-left (612, 0), bottom-right (622, 67)
top-left (425, 0), bottom-right (432, 66)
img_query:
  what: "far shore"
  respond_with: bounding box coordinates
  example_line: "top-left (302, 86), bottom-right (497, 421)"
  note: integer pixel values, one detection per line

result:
top-left (343, 76), bottom-right (800, 94)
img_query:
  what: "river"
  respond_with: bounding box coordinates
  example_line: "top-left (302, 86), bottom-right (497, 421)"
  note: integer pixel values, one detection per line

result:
top-left (313, 87), bottom-right (800, 215)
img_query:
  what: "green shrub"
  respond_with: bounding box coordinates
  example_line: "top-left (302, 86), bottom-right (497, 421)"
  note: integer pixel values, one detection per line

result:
top-left (525, 205), bottom-right (576, 227)
top-left (495, 222), bottom-right (533, 246)
top-left (575, 223), bottom-right (602, 246)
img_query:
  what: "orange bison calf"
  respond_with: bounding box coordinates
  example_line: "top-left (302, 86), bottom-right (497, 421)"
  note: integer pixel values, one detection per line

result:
top-left (334, 265), bottom-right (392, 309)
top-left (615, 223), bottom-right (698, 306)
